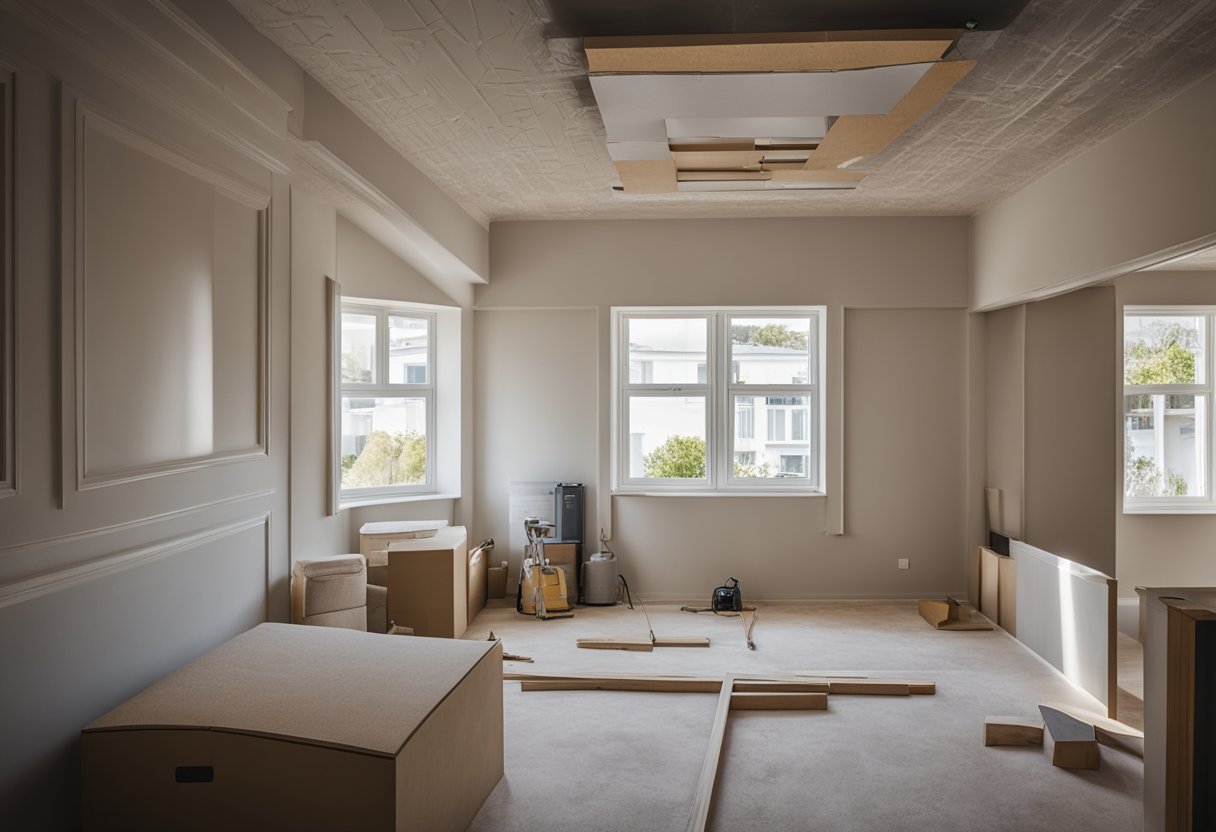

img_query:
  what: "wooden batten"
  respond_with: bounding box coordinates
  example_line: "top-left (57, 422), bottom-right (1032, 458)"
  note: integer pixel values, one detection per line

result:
top-left (804, 60), bottom-right (975, 170)
top-left (730, 691), bottom-right (828, 711)
top-left (585, 30), bottom-right (961, 74)
top-left (614, 159), bottom-right (677, 193)
top-left (576, 638), bottom-right (654, 651)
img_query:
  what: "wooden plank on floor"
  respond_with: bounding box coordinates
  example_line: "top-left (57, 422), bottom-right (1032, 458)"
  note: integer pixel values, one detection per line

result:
top-left (653, 636), bottom-right (711, 647)
top-left (687, 673), bottom-right (734, 832)
top-left (518, 677), bottom-right (830, 694)
top-left (829, 680), bottom-right (910, 696)
top-left (576, 638), bottom-right (654, 651)
top-left (730, 691), bottom-right (827, 711)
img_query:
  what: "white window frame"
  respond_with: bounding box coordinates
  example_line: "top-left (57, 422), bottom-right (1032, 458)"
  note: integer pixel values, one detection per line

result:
top-left (1122, 305), bottom-right (1215, 514)
top-left (612, 306), bottom-right (826, 495)
top-left (336, 300), bottom-right (437, 505)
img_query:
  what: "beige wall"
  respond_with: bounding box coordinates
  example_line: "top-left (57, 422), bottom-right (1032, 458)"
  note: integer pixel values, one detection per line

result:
top-left (1115, 271), bottom-right (1216, 594)
top-left (982, 290), bottom-right (1118, 576)
top-left (478, 218), bottom-right (974, 598)
top-left (984, 305), bottom-right (1026, 539)
top-left (1023, 287), bottom-right (1117, 575)
top-left (972, 71), bottom-right (1216, 311)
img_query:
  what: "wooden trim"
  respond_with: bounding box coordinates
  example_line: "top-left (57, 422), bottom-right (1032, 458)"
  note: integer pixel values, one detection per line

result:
top-left (686, 673), bottom-right (733, 832)
top-left (1165, 601), bottom-right (1216, 831)
top-left (0, 60), bottom-right (14, 499)
top-left (730, 691), bottom-right (827, 711)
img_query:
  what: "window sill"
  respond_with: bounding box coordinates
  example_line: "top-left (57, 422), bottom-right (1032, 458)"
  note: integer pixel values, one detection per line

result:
top-left (1123, 504), bottom-right (1216, 516)
top-left (612, 490), bottom-right (825, 498)
top-left (340, 492), bottom-right (460, 511)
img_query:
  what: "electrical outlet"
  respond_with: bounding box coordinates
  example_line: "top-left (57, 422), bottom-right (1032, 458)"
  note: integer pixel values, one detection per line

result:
top-left (897, 558), bottom-right (910, 570)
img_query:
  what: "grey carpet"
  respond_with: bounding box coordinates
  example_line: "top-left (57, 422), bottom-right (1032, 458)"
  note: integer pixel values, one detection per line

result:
top-left (464, 601), bottom-right (1142, 832)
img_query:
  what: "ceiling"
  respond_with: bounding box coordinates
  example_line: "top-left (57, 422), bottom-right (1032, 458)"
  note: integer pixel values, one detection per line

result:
top-left (1142, 244), bottom-right (1216, 271)
top-left (229, 0), bottom-right (1216, 224)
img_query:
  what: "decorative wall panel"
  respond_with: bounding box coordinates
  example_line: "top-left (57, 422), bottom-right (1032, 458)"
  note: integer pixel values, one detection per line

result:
top-left (63, 98), bottom-right (269, 490)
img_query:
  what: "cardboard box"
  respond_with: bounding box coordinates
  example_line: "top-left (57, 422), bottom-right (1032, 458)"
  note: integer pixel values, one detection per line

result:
top-left (81, 623), bottom-right (503, 831)
top-left (467, 538), bottom-right (487, 624)
top-left (487, 564), bottom-right (508, 599)
top-left (387, 526), bottom-right (468, 638)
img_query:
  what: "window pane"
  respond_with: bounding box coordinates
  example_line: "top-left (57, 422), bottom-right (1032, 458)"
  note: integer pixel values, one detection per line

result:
top-left (388, 315), bottom-right (429, 385)
top-left (733, 394), bottom-right (812, 481)
top-left (1124, 393), bottom-right (1206, 497)
top-left (1124, 314), bottom-right (1205, 385)
top-left (731, 317), bottom-right (811, 384)
top-left (736, 399), bottom-right (755, 439)
top-left (628, 396), bottom-right (706, 479)
top-left (628, 318), bottom-right (707, 385)
top-left (341, 312), bottom-right (376, 383)
top-left (341, 397), bottom-right (428, 488)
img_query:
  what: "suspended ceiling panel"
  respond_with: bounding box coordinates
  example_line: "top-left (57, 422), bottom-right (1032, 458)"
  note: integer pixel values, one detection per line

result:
top-left (228, 0), bottom-right (1216, 222)
top-left (591, 63), bottom-right (934, 142)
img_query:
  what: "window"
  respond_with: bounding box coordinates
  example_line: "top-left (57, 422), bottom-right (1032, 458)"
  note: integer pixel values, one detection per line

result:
top-left (1123, 307), bottom-right (1214, 512)
top-left (338, 302), bottom-right (435, 500)
top-left (614, 307), bottom-right (825, 492)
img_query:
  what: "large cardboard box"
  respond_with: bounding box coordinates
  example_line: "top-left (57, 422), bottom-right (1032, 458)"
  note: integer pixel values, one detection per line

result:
top-left (81, 623), bottom-right (503, 831)
top-left (388, 526), bottom-right (468, 638)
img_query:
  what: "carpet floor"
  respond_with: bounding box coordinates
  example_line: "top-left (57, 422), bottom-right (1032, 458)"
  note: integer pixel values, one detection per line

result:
top-left (463, 600), bottom-right (1142, 832)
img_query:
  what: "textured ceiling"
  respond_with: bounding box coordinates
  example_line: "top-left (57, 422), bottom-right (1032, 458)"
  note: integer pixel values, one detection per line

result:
top-left (229, 0), bottom-right (1216, 224)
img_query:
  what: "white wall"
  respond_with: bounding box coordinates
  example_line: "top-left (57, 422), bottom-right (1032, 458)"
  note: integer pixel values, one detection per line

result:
top-left (1115, 271), bottom-right (1216, 595)
top-left (478, 218), bottom-right (974, 598)
top-left (972, 70), bottom-right (1216, 311)
top-left (0, 3), bottom-right (482, 824)
top-left (0, 6), bottom-right (291, 824)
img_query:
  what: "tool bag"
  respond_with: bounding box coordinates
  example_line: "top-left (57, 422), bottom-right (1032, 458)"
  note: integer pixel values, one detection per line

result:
top-left (712, 577), bottom-right (743, 612)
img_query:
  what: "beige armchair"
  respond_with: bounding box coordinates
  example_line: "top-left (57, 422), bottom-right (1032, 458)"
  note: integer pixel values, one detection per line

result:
top-left (290, 555), bottom-right (387, 634)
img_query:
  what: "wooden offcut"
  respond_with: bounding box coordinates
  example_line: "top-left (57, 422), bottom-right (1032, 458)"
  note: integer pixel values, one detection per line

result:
top-left (585, 30), bottom-right (960, 74)
top-left (918, 597), bottom-right (993, 631)
top-left (730, 691), bottom-right (828, 711)
top-left (984, 716), bottom-right (1044, 747)
top-left (1040, 705), bottom-right (1100, 770)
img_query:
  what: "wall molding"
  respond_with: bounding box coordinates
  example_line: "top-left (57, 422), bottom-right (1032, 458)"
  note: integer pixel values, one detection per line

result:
top-left (0, 487), bottom-right (275, 558)
top-left (60, 92), bottom-right (271, 496)
top-left (0, 512), bottom-right (269, 610)
top-left (4, 0), bottom-right (291, 174)
top-left (0, 58), bottom-right (15, 499)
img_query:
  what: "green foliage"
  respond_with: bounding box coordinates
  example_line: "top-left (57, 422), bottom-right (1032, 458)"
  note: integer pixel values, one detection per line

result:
top-left (731, 323), bottom-right (808, 351)
top-left (343, 430), bottom-right (426, 487)
top-left (1125, 321), bottom-right (1198, 385)
top-left (342, 351), bottom-right (372, 384)
top-left (1125, 455), bottom-right (1188, 498)
top-left (733, 458), bottom-right (773, 478)
top-left (643, 435), bottom-right (706, 479)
